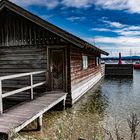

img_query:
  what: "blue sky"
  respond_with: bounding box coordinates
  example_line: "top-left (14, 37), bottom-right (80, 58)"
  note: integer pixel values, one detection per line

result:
top-left (10, 0), bottom-right (140, 56)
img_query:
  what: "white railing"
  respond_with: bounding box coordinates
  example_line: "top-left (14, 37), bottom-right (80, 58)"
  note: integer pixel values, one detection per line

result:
top-left (0, 71), bottom-right (46, 114)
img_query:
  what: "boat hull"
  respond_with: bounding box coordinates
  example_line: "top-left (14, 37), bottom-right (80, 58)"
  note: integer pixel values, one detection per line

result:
top-left (133, 64), bottom-right (140, 69)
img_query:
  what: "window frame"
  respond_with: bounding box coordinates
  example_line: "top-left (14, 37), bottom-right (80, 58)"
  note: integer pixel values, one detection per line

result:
top-left (95, 57), bottom-right (99, 66)
top-left (82, 55), bottom-right (88, 70)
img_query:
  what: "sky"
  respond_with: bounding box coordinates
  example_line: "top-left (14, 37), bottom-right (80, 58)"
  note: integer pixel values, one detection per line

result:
top-left (8, 0), bottom-right (140, 57)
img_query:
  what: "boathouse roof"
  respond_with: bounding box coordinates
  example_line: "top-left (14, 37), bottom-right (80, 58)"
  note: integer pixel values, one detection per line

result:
top-left (0, 0), bottom-right (109, 55)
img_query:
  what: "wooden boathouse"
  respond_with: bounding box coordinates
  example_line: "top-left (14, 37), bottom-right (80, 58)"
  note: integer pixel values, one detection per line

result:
top-left (0, 0), bottom-right (108, 139)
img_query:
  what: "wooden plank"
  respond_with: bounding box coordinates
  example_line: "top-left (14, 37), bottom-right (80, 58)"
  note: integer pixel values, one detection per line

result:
top-left (0, 80), bottom-right (3, 114)
top-left (0, 71), bottom-right (45, 80)
top-left (30, 74), bottom-right (33, 100)
top-left (0, 92), bottom-right (67, 136)
top-left (0, 57), bottom-right (47, 61)
top-left (14, 93), bottom-right (67, 133)
top-left (70, 47), bottom-right (100, 86)
top-left (32, 81), bottom-right (46, 88)
top-left (0, 71), bottom-right (46, 115)
top-left (0, 43), bottom-right (47, 99)
top-left (2, 86), bottom-right (31, 98)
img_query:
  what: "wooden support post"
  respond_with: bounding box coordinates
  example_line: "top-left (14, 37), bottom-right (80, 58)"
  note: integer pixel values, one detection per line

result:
top-left (0, 80), bottom-right (3, 114)
top-left (0, 133), bottom-right (10, 140)
top-left (63, 99), bottom-right (66, 110)
top-left (30, 74), bottom-right (33, 100)
top-left (78, 138), bottom-right (85, 140)
top-left (37, 115), bottom-right (43, 131)
top-left (54, 99), bottom-right (66, 111)
top-left (46, 45), bottom-right (50, 90)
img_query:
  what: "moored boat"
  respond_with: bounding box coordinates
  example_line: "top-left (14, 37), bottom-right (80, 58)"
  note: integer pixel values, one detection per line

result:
top-left (133, 62), bottom-right (140, 69)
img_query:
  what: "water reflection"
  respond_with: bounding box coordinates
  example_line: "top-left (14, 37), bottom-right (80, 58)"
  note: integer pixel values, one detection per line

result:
top-left (21, 70), bottom-right (140, 140)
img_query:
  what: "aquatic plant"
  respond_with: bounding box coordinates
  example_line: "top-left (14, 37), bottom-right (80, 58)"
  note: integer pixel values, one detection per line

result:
top-left (104, 113), bottom-right (140, 140)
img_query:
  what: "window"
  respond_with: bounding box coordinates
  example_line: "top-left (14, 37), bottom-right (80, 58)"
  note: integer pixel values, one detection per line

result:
top-left (82, 56), bottom-right (88, 69)
top-left (95, 57), bottom-right (101, 66)
top-left (95, 57), bottom-right (100, 66)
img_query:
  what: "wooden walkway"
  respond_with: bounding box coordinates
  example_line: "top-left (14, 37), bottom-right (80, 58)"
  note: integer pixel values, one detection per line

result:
top-left (0, 92), bottom-right (67, 139)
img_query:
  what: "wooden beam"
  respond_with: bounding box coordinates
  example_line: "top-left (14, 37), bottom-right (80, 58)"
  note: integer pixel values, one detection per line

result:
top-left (0, 71), bottom-right (45, 81)
top-left (30, 74), bottom-right (33, 100)
top-left (14, 93), bottom-right (67, 133)
top-left (0, 80), bottom-right (3, 114)
top-left (2, 86), bottom-right (31, 98)
top-left (2, 81), bottom-right (46, 98)
top-left (1, 71), bottom-right (46, 100)
top-left (32, 81), bottom-right (46, 88)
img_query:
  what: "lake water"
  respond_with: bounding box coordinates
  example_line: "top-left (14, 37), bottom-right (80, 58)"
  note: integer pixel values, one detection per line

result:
top-left (20, 70), bottom-right (140, 140)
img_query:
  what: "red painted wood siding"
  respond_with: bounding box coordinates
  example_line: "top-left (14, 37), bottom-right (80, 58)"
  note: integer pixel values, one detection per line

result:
top-left (70, 47), bottom-right (101, 85)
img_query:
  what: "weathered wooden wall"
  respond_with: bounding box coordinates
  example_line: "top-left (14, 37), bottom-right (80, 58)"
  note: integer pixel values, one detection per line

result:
top-left (0, 7), bottom-right (104, 105)
top-left (0, 9), bottom-right (50, 99)
top-left (0, 8), bottom-right (64, 47)
top-left (70, 47), bottom-right (102, 103)
top-left (0, 46), bottom-right (47, 76)
top-left (0, 45), bottom-right (47, 100)
top-left (0, 8), bottom-right (68, 100)
top-left (70, 47), bottom-right (100, 86)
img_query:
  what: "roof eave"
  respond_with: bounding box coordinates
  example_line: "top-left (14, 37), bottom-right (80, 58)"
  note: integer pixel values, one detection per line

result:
top-left (84, 43), bottom-right (109, 56)
top-left (0, 0), bottom-right (109, 56)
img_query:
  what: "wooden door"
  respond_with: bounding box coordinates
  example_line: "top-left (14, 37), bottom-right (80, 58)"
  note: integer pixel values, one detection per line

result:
top-left (50, 50), bottom-right (65, 91)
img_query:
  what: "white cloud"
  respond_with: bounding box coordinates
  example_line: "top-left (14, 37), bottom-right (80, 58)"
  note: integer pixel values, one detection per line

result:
top-left (94, 36), bottom-right (140, 47)
top-left (61, 0), bottom-right (128, 10)
top-left (91, 28), bottom-right (112, 32)
top-left (115, 30), bottom-right (140, 36)
top-left (94, 0), bottom-right (140, 14)
top-left (94, 0), bottom-right (127, 11)
top-left (10, 0), bottom-right (93, 9)
top-left (66, 16), bottom-right (86, 22)
top-left (61, 0), bottom-right (93, 8)
top-left (8, 0), bottom-right (140, 13)
top-left (127, 0), bottom-right (140, 13)
top-left (90, 19), bottom-right (140, 56)
top-left (103, 20), bottom-right (126, 28)
top-left (92, 19), bottom-right (140, 36)
top-left (110, 22), bottom-right (124, 28)
top-left (62, 0), bottom-right (140, 14)
top-left (116, 25), bottom-right (140, 36)
top-left (10, 0), bottom-right (59, 9)
top-left (61, 0), bottom-right (140, 14)
top-left (86, 36), bottom-right (140, 56)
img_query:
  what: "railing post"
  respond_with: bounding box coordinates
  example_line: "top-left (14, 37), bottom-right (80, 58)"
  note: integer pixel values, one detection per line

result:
top-left (30, 74), bottom-right (33, 100)
top-left (0, 80), bottom-right (3, 114)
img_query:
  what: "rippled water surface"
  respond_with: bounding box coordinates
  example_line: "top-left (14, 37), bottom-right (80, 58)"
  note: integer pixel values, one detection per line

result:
top-left (20, 70), bottom-right (140, 140)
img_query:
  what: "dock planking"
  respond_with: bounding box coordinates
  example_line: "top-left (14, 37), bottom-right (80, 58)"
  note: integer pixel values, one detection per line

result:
top-left (0, 92), bottom-right (67, 139)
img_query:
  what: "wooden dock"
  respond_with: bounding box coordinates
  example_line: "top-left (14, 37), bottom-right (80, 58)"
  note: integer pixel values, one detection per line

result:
top-left (0, 92), bottom-right (67, 139)
top-left (105, 64), bottom-right (133, 76)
